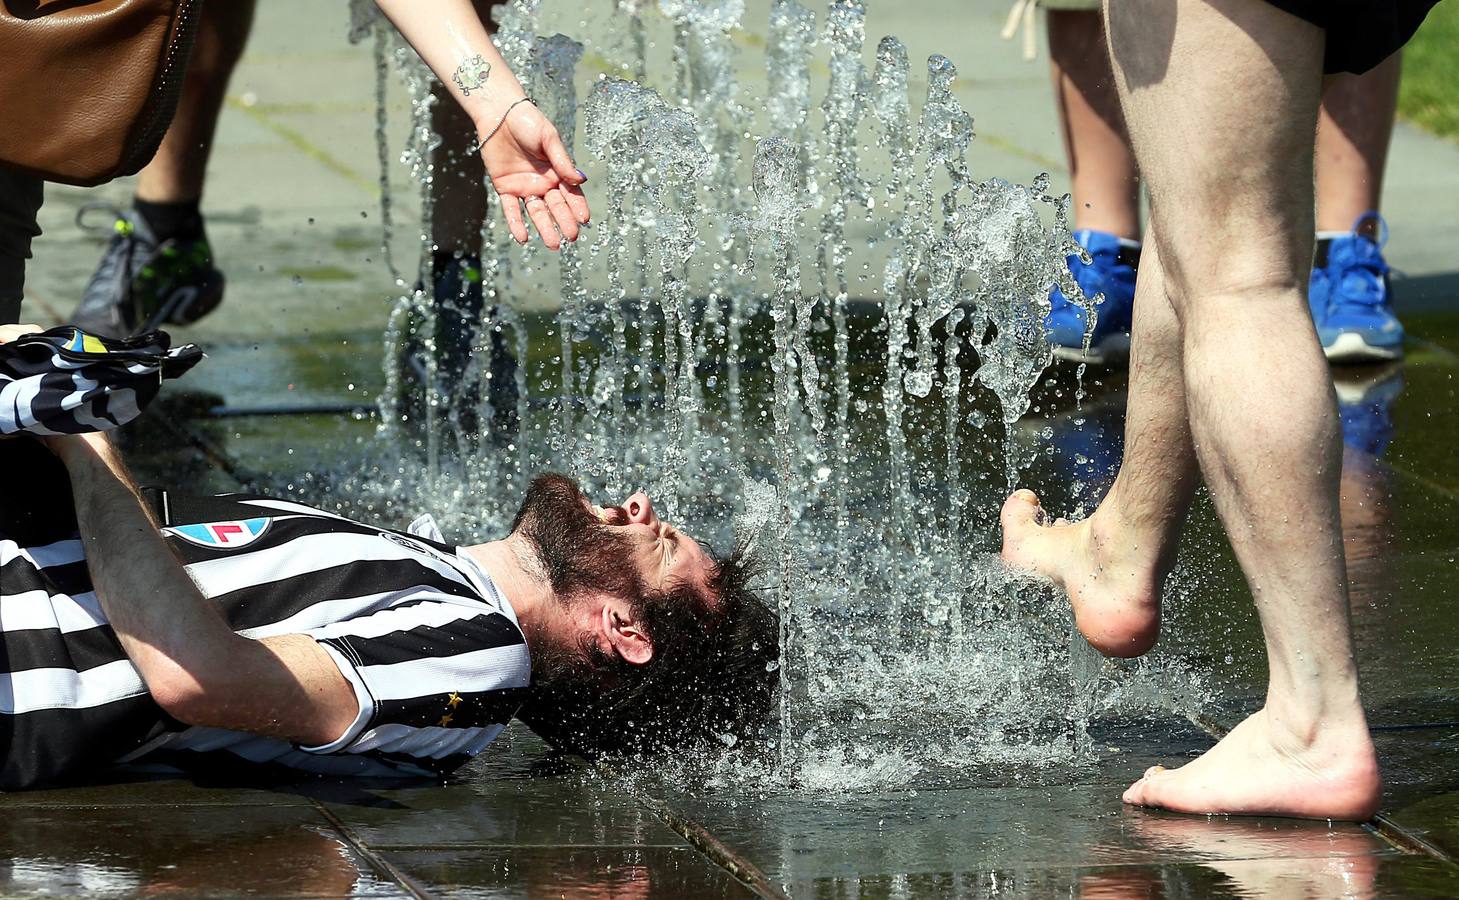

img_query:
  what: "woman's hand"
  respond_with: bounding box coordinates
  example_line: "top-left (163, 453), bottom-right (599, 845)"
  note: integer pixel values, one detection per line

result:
top-left (480, 101), bottom-right (591, 251)
top-left (0, 323), bottom-right (41, 344)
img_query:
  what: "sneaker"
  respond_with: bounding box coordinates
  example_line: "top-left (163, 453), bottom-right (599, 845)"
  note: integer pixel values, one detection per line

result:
top-left (71, 204), bottom-right (225, 339)
top-left (1045, 229), bottom-right (1139, 366)
top-left (400, 255), bottom-right (519, 446)
top-left (1310, 212), bottom-right (1403, 363)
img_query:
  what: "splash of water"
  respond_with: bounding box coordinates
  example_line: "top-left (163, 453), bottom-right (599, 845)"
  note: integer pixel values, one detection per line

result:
top-left (323, 0), bottom-right (1211, 793)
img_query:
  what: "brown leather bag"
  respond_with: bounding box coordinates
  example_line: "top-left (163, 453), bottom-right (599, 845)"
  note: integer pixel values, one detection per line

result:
top-left (0, 0), bottom-right (202, 187)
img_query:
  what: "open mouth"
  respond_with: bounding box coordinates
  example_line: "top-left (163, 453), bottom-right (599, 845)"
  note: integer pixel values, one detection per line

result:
top-left (583, 499), bottom-right (629, 526)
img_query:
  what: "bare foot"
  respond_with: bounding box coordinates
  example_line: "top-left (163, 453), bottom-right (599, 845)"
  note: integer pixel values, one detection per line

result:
top-left (1123, 708), bottom-right (1382, 821)
top-left (999, 490), bottom-right (1164, 657)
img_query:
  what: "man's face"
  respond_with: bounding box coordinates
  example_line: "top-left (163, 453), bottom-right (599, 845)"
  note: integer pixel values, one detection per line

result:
top-left (584, 492), bottom-right (717, 604)
top-left (511, 474), bottom-right (717, 611)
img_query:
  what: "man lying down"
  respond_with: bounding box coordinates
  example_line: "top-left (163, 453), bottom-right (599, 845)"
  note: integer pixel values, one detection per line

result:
top-left (0, 429), bottom-right (777, 790)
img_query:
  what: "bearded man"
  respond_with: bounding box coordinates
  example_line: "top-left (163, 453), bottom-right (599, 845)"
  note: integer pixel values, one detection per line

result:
top-left (0, 429), bottom-right (776, 789)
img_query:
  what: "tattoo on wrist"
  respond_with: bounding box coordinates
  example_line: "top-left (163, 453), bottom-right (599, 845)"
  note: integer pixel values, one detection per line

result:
top-left (452, 55), bottom-right (493, 96)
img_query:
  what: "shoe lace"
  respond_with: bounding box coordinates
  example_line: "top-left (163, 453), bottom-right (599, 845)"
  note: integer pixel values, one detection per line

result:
top-left (1329, 212), bottom-right (1390, 310)
top-left (75, 203), bottom-right (140, 316)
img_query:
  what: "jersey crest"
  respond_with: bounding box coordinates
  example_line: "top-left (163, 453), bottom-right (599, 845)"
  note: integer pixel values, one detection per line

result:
top-left (66, 328), bottom-right (109, 354)
top-left (167, 517), bottom-right (271, 549)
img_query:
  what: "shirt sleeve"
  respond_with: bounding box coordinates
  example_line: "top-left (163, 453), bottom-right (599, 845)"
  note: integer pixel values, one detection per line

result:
top-left (297, 596), bottom-right (532, 770)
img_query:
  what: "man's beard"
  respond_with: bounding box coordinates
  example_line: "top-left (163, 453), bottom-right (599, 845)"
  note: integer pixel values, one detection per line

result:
top-left (511, 474), bottom-right (646, 686)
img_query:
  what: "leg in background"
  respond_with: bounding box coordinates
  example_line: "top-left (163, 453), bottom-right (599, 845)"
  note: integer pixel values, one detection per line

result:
top-left (428, 0), bottom-right (506, 260)
top-left (430, 88), bottom-right (490, 261)
top-left (1316, 52), bottom-right (1402, 235)
top-left (1309, 52), bottom-right (1404, 362)
top-left (1044, 8), bottom-right (1143, 364)
top-left (0, 170), bottom-right (44, 324)
top-left (71, 0), bottom-right (257, 337)
top-left (1047, 8), bottom-right (1141, 239)
top-left (418, 0), bottom-right (516, 443)
top-left (1107, 0), bottom-right (1380, 820)
top-left (135, 0), bottom-right (259, 211)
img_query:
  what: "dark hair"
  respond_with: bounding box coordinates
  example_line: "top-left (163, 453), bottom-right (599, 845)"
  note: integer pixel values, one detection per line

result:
top-left (516, 546), bottom-right (780, 758)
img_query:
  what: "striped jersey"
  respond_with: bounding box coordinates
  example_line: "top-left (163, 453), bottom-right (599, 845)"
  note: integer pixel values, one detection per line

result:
top-left (0, 326), bottom-right (202, 437)
top-left (1, 488), bottom-right (531, 789)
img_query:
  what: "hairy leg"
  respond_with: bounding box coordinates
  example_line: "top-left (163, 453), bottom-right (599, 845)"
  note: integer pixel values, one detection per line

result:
top-left (134, 0), bottom-right (258, 204)
top-left (1002, 235), bottom-right (1197, 656)
top-left (1047, 9), bottom-right (1141, 239)
top-left (1107, 0), bottom-right (1380, 820)
top-left (1316, 52), bottom-right (1401, 235)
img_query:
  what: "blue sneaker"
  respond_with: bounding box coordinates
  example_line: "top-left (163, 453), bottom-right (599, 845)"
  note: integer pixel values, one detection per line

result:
top-left (1046, 229), bottom-right (1138, 366)
top-left (1310, 213), bottom-right (1403, 363)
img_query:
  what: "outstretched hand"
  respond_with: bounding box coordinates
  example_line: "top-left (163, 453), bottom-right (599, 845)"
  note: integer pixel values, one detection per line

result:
top-left (0, 323), bottom-right (41, 344)
top-left (480, 101), bottom-right (591, 251)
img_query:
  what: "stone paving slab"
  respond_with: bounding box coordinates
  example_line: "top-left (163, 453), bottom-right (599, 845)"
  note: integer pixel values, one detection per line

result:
top-left (795, 854), bottom-right (1459, 899)
top-left (0, 802), bottom-right (402, 898)
top-left (660, 786), bottom-right (1398, 880)
top-left (381, 847), bottom-right (755, 898)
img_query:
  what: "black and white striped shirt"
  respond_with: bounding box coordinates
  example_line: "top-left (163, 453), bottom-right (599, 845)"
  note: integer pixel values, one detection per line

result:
top-left (1, 489), bottom-right (531, 787)
top-left (0, 327), bottom-right (202, 437)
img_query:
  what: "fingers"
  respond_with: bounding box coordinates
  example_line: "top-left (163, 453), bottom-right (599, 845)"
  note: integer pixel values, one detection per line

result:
top-left (559, 183), bottom-right (591, 224)
top-left (542, 127), bottom-right (586, 186)
top-left (501, 197), bottom-right (529, 245)
top-left (544, 189), bottom-right (579, 244)
top-left (0, 323), bottom-right (42, 343)
top-left (524, 196), bottom-right (562, 251)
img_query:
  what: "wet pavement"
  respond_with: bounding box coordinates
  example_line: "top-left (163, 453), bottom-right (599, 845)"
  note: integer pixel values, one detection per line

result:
top-left (4, 306), bottom-right (1454, 898)
top-left (11, 0), bottom-right (1459, 896)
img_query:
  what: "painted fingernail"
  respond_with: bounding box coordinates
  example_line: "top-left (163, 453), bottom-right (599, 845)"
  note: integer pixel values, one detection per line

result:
top-left (576, 168), bottom-right (588, 183)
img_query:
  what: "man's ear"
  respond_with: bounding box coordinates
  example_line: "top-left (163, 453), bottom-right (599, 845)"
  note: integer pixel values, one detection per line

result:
top-left (601, 600), bottom-right (653, 666)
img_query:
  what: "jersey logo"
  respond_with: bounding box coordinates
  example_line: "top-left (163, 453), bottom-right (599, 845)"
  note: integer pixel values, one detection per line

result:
top-left (167, 518), bottom-right (271, 549)
top-left (67, 329), bottom-right (109, 354)
top-left (380, 531), bottom-right (440, 556)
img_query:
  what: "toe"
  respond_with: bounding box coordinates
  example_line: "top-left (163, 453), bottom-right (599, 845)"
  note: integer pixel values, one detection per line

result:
top-left (1000, 490), bottom-right (1043, 531)
top-left (1123, 779), bottom-right (1144, 806)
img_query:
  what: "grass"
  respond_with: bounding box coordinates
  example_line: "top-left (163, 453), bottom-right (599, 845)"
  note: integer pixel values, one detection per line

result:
top-left (1398, 2), bottom-right (1459, 142)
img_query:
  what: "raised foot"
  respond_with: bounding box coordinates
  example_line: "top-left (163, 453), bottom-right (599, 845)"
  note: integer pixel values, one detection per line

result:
top-left (1124, 709), bottom-right (1382, 821)
top-left (999, 489), bottom-right (1162, 658)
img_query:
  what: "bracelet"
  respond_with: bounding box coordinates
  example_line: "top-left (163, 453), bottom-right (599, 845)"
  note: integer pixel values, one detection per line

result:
top-left (476, 97), bottom-right (535, 151)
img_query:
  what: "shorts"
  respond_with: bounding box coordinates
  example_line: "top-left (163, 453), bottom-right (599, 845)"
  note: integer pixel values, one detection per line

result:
top-left (1035, 0), bottom-right (1438, 75)
top-left (1261, 0), bottom-right (1439, 74)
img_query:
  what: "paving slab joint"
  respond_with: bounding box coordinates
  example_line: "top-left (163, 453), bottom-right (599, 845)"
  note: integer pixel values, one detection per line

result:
top-left (581, 758), bottom-right (788, 899)
top-left (1189, 712), bottom-right (1459, 868)
top-left (310, 799), bottom-right (438, 899)
top-left (144, 405), bottom-right (260, 486)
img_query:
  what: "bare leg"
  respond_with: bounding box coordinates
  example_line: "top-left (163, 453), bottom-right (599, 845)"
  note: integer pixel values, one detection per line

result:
top-left (1047, 10), bottom-right (1141, 239)
top-left (1003, 235), bottom-right (1197, 657)
top-left (1105, 0), bottom-right (1379, 820)
top-left (1316, 52), bottom-right (1401, 235)
top-left (133, 0), bottom-right (257, 205)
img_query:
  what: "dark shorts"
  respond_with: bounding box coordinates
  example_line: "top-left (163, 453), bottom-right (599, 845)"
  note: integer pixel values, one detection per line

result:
top-left (1264, 0), bottom-right (1440, 74)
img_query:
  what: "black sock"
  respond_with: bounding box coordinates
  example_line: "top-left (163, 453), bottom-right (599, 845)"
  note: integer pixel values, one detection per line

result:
top-left (1313, 237), bottom-right (1334, 269)
top-left (132, 198), bottom-right (204, 243)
